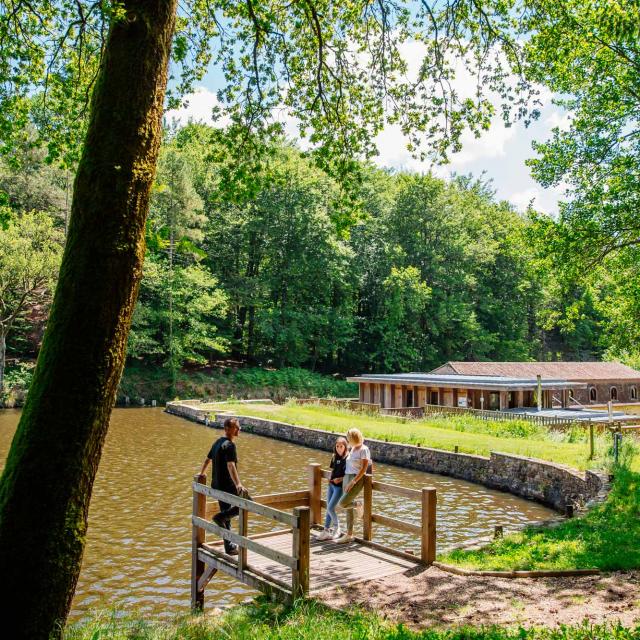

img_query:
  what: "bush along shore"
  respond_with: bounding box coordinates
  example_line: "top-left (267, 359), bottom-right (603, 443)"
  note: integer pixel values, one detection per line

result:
top-left (117, 365), bottom-right (356, 405)
top-left (0, 364), bottom-right (357, 408)
top-left (64, 599), bottom-right (639, 640)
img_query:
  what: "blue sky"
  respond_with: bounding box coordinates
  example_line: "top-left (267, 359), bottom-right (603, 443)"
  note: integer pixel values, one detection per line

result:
top-left (167, 49), bottom-right (569, 216)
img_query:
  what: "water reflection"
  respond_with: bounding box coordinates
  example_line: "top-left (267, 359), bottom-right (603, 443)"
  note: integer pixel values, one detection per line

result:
top-left (0, 408), bottom-right (555, 618)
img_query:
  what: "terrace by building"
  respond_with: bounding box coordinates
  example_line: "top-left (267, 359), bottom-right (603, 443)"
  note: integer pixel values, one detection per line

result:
top-left (347, 361), bottom-right (640, 414)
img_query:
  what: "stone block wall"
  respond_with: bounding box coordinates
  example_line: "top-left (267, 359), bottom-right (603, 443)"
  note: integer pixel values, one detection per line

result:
top-left (166, 400), bottom-right (608, 513)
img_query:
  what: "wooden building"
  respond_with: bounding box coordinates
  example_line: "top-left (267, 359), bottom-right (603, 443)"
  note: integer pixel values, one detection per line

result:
top-left (347, 361), bottom-right (640, 411)
top-left (431, 361), bottom-right (640, 406)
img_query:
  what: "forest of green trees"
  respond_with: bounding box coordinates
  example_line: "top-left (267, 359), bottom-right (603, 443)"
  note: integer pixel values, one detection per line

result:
top-left (2, 121), bottom-right (638, 398)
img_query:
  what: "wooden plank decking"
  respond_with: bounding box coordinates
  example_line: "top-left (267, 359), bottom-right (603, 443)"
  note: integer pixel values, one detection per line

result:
top-left (202, 529), bottom-right (421, 595)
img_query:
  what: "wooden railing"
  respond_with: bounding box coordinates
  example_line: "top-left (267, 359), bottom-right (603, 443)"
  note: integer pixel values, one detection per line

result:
top-left (310, 463), bottom-right (437, 565)
top-left (192, 465), bottom-right (437, 609)
top-left (293, 397), bottom-right (380, 414)
top-left (380, 406), bottom-right (425, 418)
top-left (191, 474), bottom-right (310, 609)
top-left (420, 403), bottom-right (582, 427)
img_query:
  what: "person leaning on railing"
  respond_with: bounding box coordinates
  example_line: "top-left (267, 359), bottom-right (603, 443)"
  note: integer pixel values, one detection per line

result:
top-left (199, 417), bottom-right (245, 556)
top-left (336, 428), bottom-right (372, 543)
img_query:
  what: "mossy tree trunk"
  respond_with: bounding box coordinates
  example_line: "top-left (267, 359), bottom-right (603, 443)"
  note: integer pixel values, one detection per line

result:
top-left (0, 2), bottom-right (177, 638)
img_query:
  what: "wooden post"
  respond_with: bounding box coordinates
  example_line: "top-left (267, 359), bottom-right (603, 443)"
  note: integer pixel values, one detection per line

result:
top-left (238, 507), bottom-right (248, 573)
top-left (292, 506), bottom-right (310, 597)
top-left (394, 385), bottom-right (403, 408)
top-left (363, 474), bottom-right (373, 541)
top-left (308, 463), bottom-right (322, 526)
top-left (421, 487), bottom-right (437, 565)
top-left (384, 384), bottom-right (392, 408)
top-left (589, 420), bottom-right (595, 460)
top-left (191, 473), bottom-right (207, 611)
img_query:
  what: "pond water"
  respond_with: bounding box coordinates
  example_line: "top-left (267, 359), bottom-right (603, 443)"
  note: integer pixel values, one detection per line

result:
top-left (0, 408), bottom-right (556, 618)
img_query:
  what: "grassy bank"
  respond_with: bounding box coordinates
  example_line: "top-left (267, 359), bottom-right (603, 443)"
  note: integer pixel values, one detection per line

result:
top-left (119, 366), bottom-right (357, 405)
top-left (64, 599), bottom-right (638, 640)
top-left (215, 402), bottom-right (629, 472)
top-left (440, 465), bottom-right (640, 572)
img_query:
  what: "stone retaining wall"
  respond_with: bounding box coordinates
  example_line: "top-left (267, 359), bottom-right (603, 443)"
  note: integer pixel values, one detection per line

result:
top-left (166, 400), bottom-right (608, 513)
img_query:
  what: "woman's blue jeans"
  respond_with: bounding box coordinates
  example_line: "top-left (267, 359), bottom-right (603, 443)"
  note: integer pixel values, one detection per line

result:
top-left (324, 481), bottom-right (343, 530)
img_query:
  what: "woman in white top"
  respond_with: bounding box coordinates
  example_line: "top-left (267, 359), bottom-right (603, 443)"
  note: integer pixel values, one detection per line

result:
top-left (336, 428), bottom-right (371, 542)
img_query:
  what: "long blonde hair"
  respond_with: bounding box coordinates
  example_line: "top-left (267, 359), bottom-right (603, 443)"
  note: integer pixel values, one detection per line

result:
top-left (346, 428), bottom-right (364, 447)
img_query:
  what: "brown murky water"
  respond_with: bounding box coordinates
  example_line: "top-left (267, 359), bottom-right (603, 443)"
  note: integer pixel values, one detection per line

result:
top-left (0, 408), bottom-right (555, 618)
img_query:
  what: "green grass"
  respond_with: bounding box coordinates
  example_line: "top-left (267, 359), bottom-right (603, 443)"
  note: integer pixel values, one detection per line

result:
top-left (117, 365), bottom-right (357, 404)
top-left (64, 599), bottom-right (639, 640)
top-left (214, 401), bottom-right (628, 472)
top-left (440, 464), bottom-right (640, 572)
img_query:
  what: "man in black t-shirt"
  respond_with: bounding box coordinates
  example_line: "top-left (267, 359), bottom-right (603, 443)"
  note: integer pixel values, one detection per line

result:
top-left (199, 417), bottom-right (245, 555)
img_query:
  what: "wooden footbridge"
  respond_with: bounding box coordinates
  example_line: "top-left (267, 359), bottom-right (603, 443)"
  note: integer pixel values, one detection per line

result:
top-left (191, 463), bottom-right (436, 609)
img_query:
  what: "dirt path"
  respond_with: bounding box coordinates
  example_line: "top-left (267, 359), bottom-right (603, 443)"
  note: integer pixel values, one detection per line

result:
top-left (318, 566), bottom-right (640, 628)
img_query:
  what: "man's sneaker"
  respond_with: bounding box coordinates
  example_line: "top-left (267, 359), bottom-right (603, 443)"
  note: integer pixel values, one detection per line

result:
top-left (316, 529), bottom-right (333, 541)
top-left (335, 533), bottom-right (353, 544)
top-left (224, 544), bottom-right (239, 556)
top-left (332, 527), bottom-right (342, 540)
top-left (354, 500), bottom-right (364, 520)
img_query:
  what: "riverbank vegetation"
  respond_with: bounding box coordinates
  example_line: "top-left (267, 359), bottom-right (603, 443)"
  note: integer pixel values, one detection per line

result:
top-left (441, 465), bottom-right (640, 572)
top-left (64, 600), bottom-right (638, 640)
top-left (118, 365), bottom-right (357, 405)
top-left (214, 402), bottom-right (630, 472)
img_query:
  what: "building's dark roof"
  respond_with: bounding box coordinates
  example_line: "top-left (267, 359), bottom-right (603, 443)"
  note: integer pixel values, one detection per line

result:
top-left (429, 361), bottom-right (640, 381)
top-left (346, 373), bottom-right (585, 391)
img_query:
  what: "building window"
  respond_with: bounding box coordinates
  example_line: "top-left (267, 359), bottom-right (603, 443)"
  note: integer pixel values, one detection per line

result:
top-left (631, 386), bottom-right (638, 401)
top-left (610, 387), bottom-right (618, 401)
top-left (589, 387), bottom-right (597, 402)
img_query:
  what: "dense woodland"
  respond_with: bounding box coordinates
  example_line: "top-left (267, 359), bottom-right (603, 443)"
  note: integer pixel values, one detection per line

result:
top-left (1, 122), bottom-right (638, 397)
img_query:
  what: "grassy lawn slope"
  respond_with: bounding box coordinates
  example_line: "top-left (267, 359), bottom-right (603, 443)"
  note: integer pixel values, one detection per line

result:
top-left (216, 402), bottom-right (623, 471)
top-left (441, 465), bottom-right (640, 571)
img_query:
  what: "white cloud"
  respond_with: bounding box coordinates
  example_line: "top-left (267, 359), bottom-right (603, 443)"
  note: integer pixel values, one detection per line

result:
top-left (164, 88), bottom-right (229, 127)
top-left (508, 187), bottom-right (544, 212)
top-left (544, 109), bottom-right (572, 131)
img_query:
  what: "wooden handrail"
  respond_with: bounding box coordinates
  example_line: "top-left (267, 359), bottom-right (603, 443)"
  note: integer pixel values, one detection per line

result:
top-left (312, 466), bottom-right (437, 565)
top-left (191, 474), bottom-right (312, 608)
top-left (371, 480), bottom-right (423, 500)
top-left (192, 516), bottom-right (298, 568)
top-left (192, 483), bottom-right (297, 527)
top-left (371, 512), bottom-right (421, 535)
top-left (254, 490), bottom-right (310, 505)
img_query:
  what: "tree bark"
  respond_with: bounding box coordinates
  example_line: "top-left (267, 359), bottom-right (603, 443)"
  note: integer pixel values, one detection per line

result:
top-left (0, 2), bottom-right (177, 638)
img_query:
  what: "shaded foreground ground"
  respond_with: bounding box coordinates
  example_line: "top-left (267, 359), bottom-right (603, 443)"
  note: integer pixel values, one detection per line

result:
top-left (319, 565), bottom-right (640, 629)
